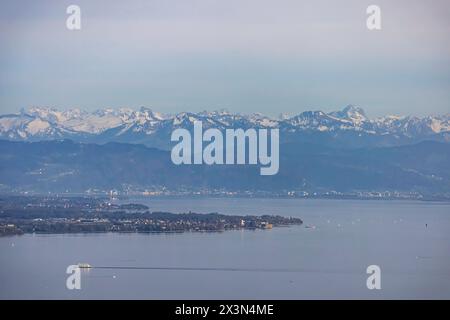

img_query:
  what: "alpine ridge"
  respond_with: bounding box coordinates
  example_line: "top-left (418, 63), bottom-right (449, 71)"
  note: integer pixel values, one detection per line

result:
top-left (0, 105), bottom-right (449, 149)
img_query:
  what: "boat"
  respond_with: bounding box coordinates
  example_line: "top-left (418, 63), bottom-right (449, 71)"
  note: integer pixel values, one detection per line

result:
top-left (77, 263), bottom-right (92, 269)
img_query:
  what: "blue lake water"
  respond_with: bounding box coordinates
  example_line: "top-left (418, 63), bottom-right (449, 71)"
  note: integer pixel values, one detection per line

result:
top-left (1, 198), bottom-right (449, 299)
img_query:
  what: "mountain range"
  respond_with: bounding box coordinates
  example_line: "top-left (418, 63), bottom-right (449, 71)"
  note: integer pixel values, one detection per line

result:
top-left (0, 138), bottom-right (449, 195)
top-left (1, 105), bottom-right (449, 149)
top-left (0, 105), bottom-right (449, 195)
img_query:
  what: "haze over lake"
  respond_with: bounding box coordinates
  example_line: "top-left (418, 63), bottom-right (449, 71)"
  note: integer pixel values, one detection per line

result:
top-left (1, 199), bottom-right (449, 299)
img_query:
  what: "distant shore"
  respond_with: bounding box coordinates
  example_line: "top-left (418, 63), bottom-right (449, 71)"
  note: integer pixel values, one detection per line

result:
top-left (1, 192), bottom-right (450, 202)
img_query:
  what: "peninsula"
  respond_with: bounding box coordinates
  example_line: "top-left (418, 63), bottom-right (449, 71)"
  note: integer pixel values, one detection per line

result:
top-left (0, 196), bottom-right (302, 235)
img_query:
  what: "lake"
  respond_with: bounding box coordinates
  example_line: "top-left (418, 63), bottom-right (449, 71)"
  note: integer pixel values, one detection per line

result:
top-left (1, 198), bottom-right (449, 299)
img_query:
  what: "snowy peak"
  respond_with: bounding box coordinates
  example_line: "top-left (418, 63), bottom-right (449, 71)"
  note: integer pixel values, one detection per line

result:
top-left (134, 107), bottom-right (165, 122)
top-left (425, 114), bottom-right (450, 133)
top-left (286, 109), bottom-right (356, 132)
top-left (0, 106), bottom-right (449, 145)
top-left (329, 105), bottom-right (368, 124)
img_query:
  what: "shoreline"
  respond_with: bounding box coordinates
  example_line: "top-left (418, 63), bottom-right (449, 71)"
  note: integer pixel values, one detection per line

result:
top-left (0, 225), bottom-right (303, 238)
top-left (1, 194), bottom-right (450, 202)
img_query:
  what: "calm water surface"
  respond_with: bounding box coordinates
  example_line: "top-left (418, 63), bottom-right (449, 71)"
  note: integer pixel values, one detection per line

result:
top-left (1, 199), bottom-right (449, 299)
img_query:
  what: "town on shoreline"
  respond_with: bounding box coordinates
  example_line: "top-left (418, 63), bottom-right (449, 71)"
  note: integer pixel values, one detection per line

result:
top-left (0, 196), bottom-right (302, 236)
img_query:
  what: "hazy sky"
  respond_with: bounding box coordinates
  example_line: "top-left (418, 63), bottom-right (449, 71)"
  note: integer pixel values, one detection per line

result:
top-left (1, 0), bottom-right (449, 117)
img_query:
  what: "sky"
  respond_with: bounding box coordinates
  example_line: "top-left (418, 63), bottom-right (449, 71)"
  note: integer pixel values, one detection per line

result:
top-left (0, 0), bottom-right (449, 118)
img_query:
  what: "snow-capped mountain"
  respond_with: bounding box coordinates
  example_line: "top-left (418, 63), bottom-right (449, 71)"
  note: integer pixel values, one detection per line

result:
top-left (0, 105), bottom-right (448, 148)
top-left (329, 105), bottom-right (368, 124)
